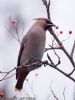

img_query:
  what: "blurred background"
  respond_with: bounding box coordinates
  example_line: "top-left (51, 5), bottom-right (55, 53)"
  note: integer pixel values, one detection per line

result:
top-left (0, 0), bottom-right (75, 100)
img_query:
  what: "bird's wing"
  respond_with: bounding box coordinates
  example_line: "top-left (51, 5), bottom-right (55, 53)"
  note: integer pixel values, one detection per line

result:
top-left (16, 35), bottom-right (27, 79)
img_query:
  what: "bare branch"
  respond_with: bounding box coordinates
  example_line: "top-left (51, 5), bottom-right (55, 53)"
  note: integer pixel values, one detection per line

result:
top-left (68, 68), bottom-right (75, 76)
top-left (49, 82), bottom-right (66, 100)
top-left (42, 0), bottom-right (75, 69)
top-left (44, 47), bottom-right (61, 52)
top-left (49, 28), bottom-right (75, 68)
top-left (0, 59), bottom-right (60, 82)
top-left (51, 89), bottom-right (59, 100)
top-left (5, 15), bottom-right (26, 45)
top-left (71, 40), bottom-right (75, 58)
top-left (42, 0), bottom-right (47, 6)
top-left (5, 25), bottom-right (18, 41)
top-left (49, 83), bottom-right (59, 100)
top-left (0, 73), bottom-right (16, 81)
top-left (53, 49), bottom-right (61, 65)
top-left (0, 59), bottom-right (75, 83)
top-left (0, 67), bottom-right (16, 81)
top-left (60, 35), bottom-right (70, 43)
top-left (47, 53), bottom-right (54, 65)
top-left (63, 87), bottom-right (66, 100)
top-left (42, 0), bottom-right (51, 19)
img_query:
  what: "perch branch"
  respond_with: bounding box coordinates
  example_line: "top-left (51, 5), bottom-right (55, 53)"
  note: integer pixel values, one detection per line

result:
top-left (0, 59), bottom-right (75, 83)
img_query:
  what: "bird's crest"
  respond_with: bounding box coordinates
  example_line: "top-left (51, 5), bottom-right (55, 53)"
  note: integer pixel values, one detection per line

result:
top-left (34, 18), bottom-right (51, 23)
top-left (34, 18), bottom-right (55, 26)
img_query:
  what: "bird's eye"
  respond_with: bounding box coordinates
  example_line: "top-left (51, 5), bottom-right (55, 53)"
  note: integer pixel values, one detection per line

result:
top-left (46, 20), bottom-right (51, 24)
top-left (44, 24), bottom-right (50, 30)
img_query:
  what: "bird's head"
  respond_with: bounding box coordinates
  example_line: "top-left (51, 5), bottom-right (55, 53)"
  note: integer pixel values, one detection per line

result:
top-left (34, 18), bottom-right (55, 30)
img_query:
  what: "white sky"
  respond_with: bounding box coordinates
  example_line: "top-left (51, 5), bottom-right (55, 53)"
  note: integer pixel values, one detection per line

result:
top-left (0, 0), bottom-right (75, 100)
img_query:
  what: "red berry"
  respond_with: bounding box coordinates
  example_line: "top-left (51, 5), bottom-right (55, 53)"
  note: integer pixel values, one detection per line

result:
top-left (11, 20), bottom-right (16, 24)
top-left (60, 31), bottom-right (63, 34)
top-left (55, 26), bottom-right (59, 29)
top-left (0, 92), bottom-right (4, 97)
top-left (60, 44), bottom-right (64, 48)
top-left (35, 73), bottom-right (38, 76)
top-left (69, 31), bottom-right (72, 34)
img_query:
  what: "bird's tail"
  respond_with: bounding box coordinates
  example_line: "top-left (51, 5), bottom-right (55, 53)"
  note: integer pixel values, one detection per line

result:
top-left (15, 68), bottom-right (29, 92)
top-left (15, 87), bottom-right (22, 92)
top-left (15, 79), bottom-right (23, 92)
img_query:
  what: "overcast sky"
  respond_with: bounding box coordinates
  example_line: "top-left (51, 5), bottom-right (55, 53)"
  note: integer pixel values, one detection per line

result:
top-left (0, 0), bottom-right (75, 100)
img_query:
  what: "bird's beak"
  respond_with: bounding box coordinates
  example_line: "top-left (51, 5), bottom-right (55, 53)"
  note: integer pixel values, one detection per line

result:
top-left (46, 23), bottom-right (55, 27)
top-left (45, 23), bottom-right (55, 30)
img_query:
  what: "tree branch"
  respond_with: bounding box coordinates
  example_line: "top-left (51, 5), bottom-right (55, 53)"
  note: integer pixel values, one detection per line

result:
top-left (71, 40), bottom-right (75, 58)
top-left (63, 87), bottom-right (66, 100)
top-left (0, 59), bottom-right (75, 83)
top-left (42, 0), bottom-right (75, 69)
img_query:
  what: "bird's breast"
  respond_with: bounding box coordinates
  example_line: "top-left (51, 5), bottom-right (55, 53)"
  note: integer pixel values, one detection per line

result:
top-left (20, 30), bottom-right (46, 65)
top-left (27, 31), bottom-right (46, 56)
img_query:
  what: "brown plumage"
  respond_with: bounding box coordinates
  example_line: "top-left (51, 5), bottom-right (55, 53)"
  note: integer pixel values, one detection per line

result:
top-left (15, 18), bottom-right (55, 91)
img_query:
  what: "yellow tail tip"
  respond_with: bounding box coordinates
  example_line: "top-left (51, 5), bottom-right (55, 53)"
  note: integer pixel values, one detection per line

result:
top-left (15, 88), bottom-right (22, 92)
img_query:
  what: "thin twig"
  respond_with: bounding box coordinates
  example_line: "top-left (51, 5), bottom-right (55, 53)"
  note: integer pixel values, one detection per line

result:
top-left (49, 83), bottom-right (59, 100)
top-left (0, 59), bottom-right (75, 83)
top-left (47, 53), bottom-right (54, 65)
top-left (5, 16), bottom-right (26, 45)
top-left (0, 60), bottom-right (60, 81)
top-left (53, 49), bottom-right (61, 65)
top-left (71, 40), bottom-right (75, 58)
top-left (63, 87), bottom-right (66, 100)
top-left (5, 25), bottom-right (18, 41)
top-left (44, 47), bottom-right (61, 52)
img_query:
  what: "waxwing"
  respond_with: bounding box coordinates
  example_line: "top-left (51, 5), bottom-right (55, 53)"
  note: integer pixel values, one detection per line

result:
top-left (15, 18), bottom-right (55, 91)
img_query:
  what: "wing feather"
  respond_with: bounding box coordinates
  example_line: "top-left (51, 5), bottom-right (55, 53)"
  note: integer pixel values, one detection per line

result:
top-left (16, 35), bottom-right (27, 79)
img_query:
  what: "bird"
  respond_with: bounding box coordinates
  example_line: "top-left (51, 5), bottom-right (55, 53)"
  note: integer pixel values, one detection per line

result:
top-left (15, 18), bottom-right (55, 91)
